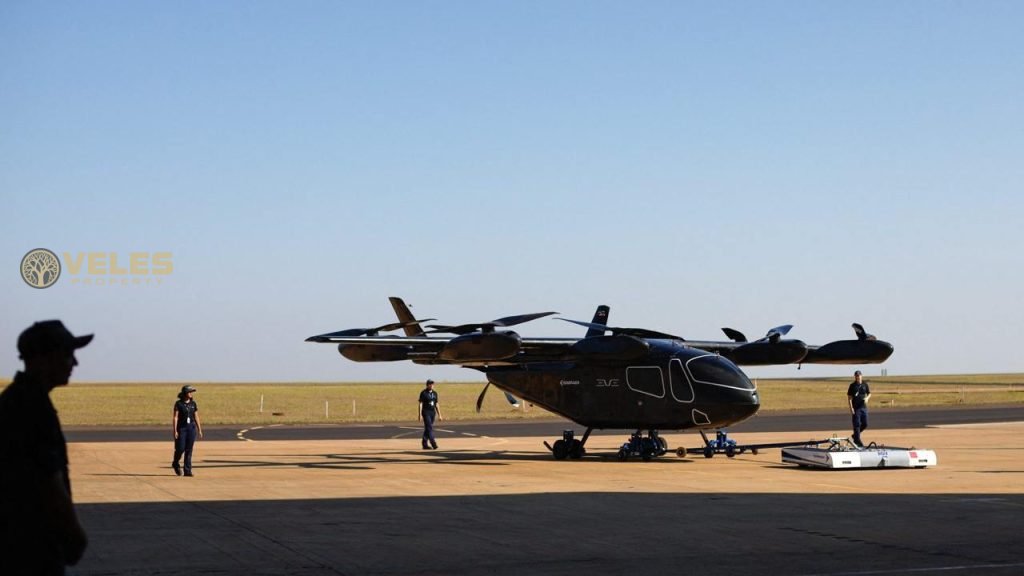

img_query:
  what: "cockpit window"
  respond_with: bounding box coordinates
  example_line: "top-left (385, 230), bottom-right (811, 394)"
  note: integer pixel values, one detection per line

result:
top-left (669, 358), bottom-right (695, 403)
top-left (686, 355), bottom-right (754, 390)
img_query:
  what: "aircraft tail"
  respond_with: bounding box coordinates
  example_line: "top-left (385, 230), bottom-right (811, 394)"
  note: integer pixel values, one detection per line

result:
top-left (586, 305), bottom-right (610, 337)
top-left (388, 297), bottom-right (426, 336)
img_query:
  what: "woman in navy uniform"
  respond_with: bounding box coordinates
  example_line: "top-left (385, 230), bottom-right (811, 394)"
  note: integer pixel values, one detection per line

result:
top-left (417, 379), bottom-right (442, 449)
top-left (172, 385), bottom-right (203, 476)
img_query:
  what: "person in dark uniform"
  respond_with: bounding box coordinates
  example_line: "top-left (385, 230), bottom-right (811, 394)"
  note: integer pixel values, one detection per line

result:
top-left (172, 385), bottom-right (203, 476)
top-left (0, 320), bottom-right (91, 576)
top-left (417, 379), bottom-right (442, 449)
top-left (847, 370), bottom-right (871, 447)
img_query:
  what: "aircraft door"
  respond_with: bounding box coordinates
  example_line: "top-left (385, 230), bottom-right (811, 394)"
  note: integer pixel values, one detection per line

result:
top-left (669, 358), bottom-right (695, 403)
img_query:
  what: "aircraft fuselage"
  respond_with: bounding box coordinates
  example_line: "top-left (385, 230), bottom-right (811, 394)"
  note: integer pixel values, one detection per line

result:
top-left (485, 340), bottom-right (759, 430)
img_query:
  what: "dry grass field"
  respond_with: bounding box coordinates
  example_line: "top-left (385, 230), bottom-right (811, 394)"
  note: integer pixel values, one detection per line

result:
top-left (756, 373), bottom-right (1024, 411)
top-left (2, 373), bottom-right (1021, 426)
top-left (48, 381), bottom-right (558, 426)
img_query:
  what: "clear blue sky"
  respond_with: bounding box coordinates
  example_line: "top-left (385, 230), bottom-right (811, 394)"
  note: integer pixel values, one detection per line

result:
top-left (2, 2), bottom-right (1022, 382)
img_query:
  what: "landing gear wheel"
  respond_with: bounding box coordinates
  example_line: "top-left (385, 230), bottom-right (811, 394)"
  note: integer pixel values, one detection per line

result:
top-left (751, 448), bottom-right (759, 456)
top-left (641, 449), bottom-right (653, 462)
top-left (703, 446), bottom-right (714, 459)
top-left (553, 439), bottom-right (569, 460)
top-left (725, 446), bottom-right (736, 458)
top-left (617, 449), bottom-right (628, 461)
top-left (657, 436), bottom-right (668, 455)
top-left (676, 446), bottom-right (687, 457)
top-left (569, 439), bottom-right (585, 459)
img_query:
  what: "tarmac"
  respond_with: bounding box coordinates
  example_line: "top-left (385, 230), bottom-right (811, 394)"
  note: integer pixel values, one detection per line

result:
top-left (69, 419), bottom-right (1024, 576)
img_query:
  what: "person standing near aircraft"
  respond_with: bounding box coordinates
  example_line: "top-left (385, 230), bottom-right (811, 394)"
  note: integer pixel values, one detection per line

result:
top-left (0, 320), bottom-right (91, 575)
top-left (172, 385), bottom-right (203, 476)
top-left (847, 370), bottom-right (871, 447)
top-left (418, 379), bottom-right (442, 449)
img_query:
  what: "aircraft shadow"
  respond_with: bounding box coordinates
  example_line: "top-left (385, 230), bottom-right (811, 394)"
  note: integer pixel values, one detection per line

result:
top-left (185, 448), bottom-right (704, 472)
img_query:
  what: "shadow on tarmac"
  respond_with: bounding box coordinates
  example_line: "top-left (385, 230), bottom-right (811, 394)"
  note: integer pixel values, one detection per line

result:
top-left (150, 449), bottom-right (706, 473)
top-left (76, 492), bottom-right (1024, 576)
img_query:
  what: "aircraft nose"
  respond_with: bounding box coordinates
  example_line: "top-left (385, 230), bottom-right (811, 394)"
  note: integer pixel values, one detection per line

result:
top-left (722, 384), bottom-right (760, 427)
top-left (719, 358), bottom-right (759, 423)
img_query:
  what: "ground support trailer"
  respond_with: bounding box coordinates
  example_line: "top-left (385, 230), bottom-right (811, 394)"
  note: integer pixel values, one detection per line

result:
top-left (782, 437), bottom-right (937, 469)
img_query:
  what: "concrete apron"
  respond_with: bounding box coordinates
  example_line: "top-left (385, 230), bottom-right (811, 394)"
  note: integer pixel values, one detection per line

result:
top-left (69, 422), bottom-right (1024, 576)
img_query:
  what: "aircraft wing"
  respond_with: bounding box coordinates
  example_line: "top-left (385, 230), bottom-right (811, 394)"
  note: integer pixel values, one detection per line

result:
top-left (683, 331), bottom-right (894, 366)
top-left (305, 333), bottom-right (581, 366)
top-left (309, 330), bottom-right (891, 368)
top-left (308, 298), bottom-right (893, 368)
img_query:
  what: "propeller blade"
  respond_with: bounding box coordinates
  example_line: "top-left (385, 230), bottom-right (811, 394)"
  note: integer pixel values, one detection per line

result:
top-left (722, 328), bottom-right (747, 343)
top-left (558, 318), bottom-right (609, 333)
top-left (475, 382), bottom-right (491, 413)
top-left (764, 324), bottom-right (794, 343)
top-left (852, 323), bottom-right (876, 341)
top-left (722, 324), bottom-right (794, 344)
top-left (503, 391), bottom-right (521, 408)
top-left (556, 318), bottom-right (683, 340)
top-left (428, 312), bottom-right (557, 334)
top-left (425, 324), bottom-right (476, 335)
top-left (320, 319), bottom-right (438, 338)
top-left (491, 311), bottom-right (559, 327)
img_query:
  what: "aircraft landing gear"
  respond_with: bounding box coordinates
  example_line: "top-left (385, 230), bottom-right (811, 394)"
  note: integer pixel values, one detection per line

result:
top-left (546, 428), bottom-right (591, 460)
top-left (617, 430), bottom-right (668, 461)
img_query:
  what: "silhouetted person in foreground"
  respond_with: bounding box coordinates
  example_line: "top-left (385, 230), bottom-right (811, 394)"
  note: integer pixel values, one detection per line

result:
top-left (0, 320), bottom-right (91, 576)
top-left (172, 385), bottom-right (203, 476)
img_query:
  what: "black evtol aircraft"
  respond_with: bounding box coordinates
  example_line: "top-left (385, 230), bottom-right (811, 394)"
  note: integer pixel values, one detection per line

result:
top-left (307, 298), bottom-right (893, 459)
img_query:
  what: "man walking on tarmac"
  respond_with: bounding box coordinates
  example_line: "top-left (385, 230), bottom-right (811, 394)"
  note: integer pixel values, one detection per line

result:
top-left (847, 370), bottom-right (871, 447)
top-left (418, 379), bottom-right (442, 449)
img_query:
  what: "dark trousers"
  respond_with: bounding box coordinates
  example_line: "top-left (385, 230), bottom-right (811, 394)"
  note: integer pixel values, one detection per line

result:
top-left (851, 408), bottom-right (869, 446)
top-left (422, 411), bottom-right (437, 448)
top-left (173, 425), bottom-right (198, 471)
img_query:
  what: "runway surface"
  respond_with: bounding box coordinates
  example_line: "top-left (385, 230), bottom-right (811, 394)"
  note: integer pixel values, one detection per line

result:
top-left (64, 404), bottom-right (1023, 443)
top-left (65, 406), bottom-right (1024, 576)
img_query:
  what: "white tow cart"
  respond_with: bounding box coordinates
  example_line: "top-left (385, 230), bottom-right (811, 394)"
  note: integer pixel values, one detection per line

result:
top-left (782, 437), bottom-right (937, 469)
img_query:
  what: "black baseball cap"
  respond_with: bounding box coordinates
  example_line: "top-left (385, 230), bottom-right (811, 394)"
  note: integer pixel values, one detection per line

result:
top-left (17, 320), bottom-right (93, 359)
top-left (426, 379), bottom-right (434, 385)
top-left (181, 385), bottom-right (197, 394)
top-left (854, 370), bottom-right (862, 376)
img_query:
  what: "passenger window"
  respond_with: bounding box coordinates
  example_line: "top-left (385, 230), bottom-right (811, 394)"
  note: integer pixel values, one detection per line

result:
top-left (626, 366), bottom-right (665, 398)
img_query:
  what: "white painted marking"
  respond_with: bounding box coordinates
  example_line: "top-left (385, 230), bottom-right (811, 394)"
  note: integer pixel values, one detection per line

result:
top-left (669, 357), bottom-right (695, 404)
top-left (625, 365), bottom-right (666, 398)
top-left (235, 423), bottom-right (292, 442)
top-left (929, 421), bottom-right (1024, 429)
top-left (793, 562), bottom-right (1024, 575)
